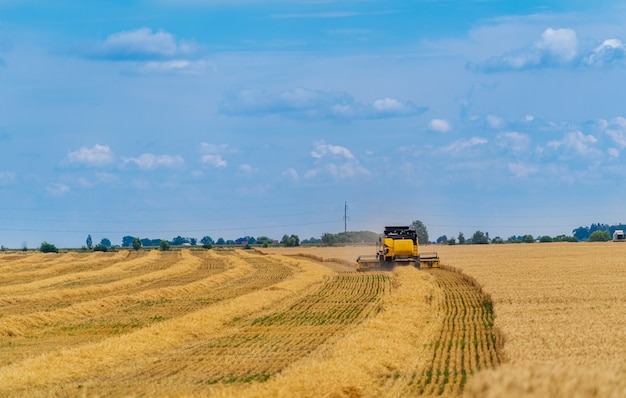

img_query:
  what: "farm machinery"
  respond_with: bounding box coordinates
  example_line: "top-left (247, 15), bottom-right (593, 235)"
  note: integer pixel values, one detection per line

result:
top-left (356, 226), bottom-right (440, 271)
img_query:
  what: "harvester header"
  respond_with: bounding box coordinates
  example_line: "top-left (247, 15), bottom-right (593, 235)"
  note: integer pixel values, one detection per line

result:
top-left (356, 226), bottom-right (439, 271)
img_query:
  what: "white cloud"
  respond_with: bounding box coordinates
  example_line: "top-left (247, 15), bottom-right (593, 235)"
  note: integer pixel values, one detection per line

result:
top-left (304, 162), bottom-right (369, 179)
top-left (332, 162), bottom-right (369, 178)
top-left (496, 131), bottom-right (530, 152)
top-left (238, 164), bottom-right (258, 174)
top-left (132, 59), bottom-right (215, 75)
top-left (602, 116), bottom-right (626, 149)
top-left (303, 169), bottom-right (319, 179)
top-left (584, 39), bottom-right (626, 67)
top-left (472, 28), bottom-right (626, 72)
top-left (0, 171), bottom-right (15, 185)
top-left (441, 137), bottom-right (488, 153)
top-left (608, 148), bottom-right (620, 158)
top-left (66, 144), bottom-right (114, 167)
top-left (470, 28), bottom-right (579, 72)
top-left (131, 179), bottom-right (150, 190)
top-left (218, 88), bottom-right (426, 120)
top-left (76, 177), bottom-right (97, 189)
top-left (123, 153), bottom-right (185, 170)
top-left (371, 98), bottom-right (419, 117)
top-left (95, 172), bottom-right (120, 185)
top-left (46, 182), bottom-right (70, 196)
top-left (282, 167), bottom-right (299, 181)
top-left (84, 27), bottom-right (197, 60)
top-left (536, 28), bottom-right (578, 62)
top-left (200, 143), bottom-right (228, 152)
top-left (306, 142), bottom-right (369, 179)
top-left (202, 155), bottom-right (227, 168)
top-left (428, 118), bottom-right (451, 133)
top-left (311, 142), bottom-right (354, 159)
top-left (486, 115), bottom-right (504, 129)
top-left (199, 143), bottom-right (228, 168)
top-left (547, 131), bottom-right (599, 156)
top-left (508, 162), bottom-right (539, 178)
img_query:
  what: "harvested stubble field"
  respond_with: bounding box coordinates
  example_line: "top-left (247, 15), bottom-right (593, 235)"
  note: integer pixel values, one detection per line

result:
top-left (0, 243), bottom-right (622, 397)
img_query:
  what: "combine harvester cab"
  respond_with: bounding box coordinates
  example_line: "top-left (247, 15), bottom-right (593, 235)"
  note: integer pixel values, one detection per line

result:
top-left (356, 226), bottom-right (440, 271)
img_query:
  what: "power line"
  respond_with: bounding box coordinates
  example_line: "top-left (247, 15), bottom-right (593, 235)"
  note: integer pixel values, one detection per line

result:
top-left (0, 220), bottom-right (340, 235)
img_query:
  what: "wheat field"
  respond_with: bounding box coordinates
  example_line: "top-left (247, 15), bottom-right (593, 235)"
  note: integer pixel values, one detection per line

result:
top-left (0, 243), bottom-right (623, 397)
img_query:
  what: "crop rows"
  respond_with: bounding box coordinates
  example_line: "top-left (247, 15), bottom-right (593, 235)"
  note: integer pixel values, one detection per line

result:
top-left (0, 250), bottom-right (336, 396)
top-left (91, 272), bottom-right (393, 389)
top-left (408, 267), bottom-right (502, 396)
top-left (0, 248), bottom-right (502, 397)
top-left (0, 250), bottom-right (295, 372)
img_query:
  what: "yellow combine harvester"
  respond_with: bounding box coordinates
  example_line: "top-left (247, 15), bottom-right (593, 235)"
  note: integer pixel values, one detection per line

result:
top-left (356, 226), bottom-right (440, 271)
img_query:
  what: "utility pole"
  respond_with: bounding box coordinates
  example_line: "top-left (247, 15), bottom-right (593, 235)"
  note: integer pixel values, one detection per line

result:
top-left (343, 201), bottom-right (349, 233)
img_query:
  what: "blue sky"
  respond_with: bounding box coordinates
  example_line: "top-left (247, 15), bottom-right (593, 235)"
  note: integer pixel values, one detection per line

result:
top-left (2, 0), bottom-right (626, 247)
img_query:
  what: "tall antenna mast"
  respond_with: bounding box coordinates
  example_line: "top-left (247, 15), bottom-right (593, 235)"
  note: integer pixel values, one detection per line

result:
top-left (343, 201), bottom-right (349, 233)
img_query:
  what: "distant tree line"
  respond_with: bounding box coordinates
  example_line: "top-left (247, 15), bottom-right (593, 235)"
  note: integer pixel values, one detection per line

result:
top-left (320, 231), bottom-right (380, 246)
top-left (118, 234), bottom-right (297, 249)
top-left (435, 231), bottom-right (579, 245)
top-left (572, 223), bottom-right (626, 242)
top-left (31, 220), bottom-right (622, 253)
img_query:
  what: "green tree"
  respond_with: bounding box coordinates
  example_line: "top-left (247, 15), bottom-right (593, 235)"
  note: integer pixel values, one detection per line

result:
top-left (122, 236), bottom-right (136, 247)
top-left (256, 236), bottom-right (274, 246)
top-left (86, 234), bottom-right (93, 250)
top-left (281, 234), bottom-right (300, 247)
top-left (411, 220), bottom-right (429, 244)
top-left (171, 236), bottom-right (188, 246)
top-left (132, 237), bottom-right (142, 251)
top-left (471, 230), bottom-right (489, 244)
top-left (216, 238), bottom-right (225, 245)
top-left (40, 242), bottom-right (59, 253)
top-left (458, 232), bottom-right (465, 245)
top-left (200, 236), bottom-right (214, 245)
top-left (436, 235), bottom-right (448, 244)
top-left (94, 243), bottom-right (108, 252)
top-left (281, 234), bottom-right (290, 246)
top-left (321, 233), bottom-right (339, 246)
top-left (553, 235), bottom-right (577, 242)
top-left (291, 234), bottom-right (300, 246)
top-left (539, 235), bottom-right (553, 243)
top-left (589, 230), bottom-right (610, 242)
top-left (523, 234), bottom-right (535, 243)
top-left (100, 238), bottom-right (112, 247)
top-left (159, 240), bottom-right (170, 251)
